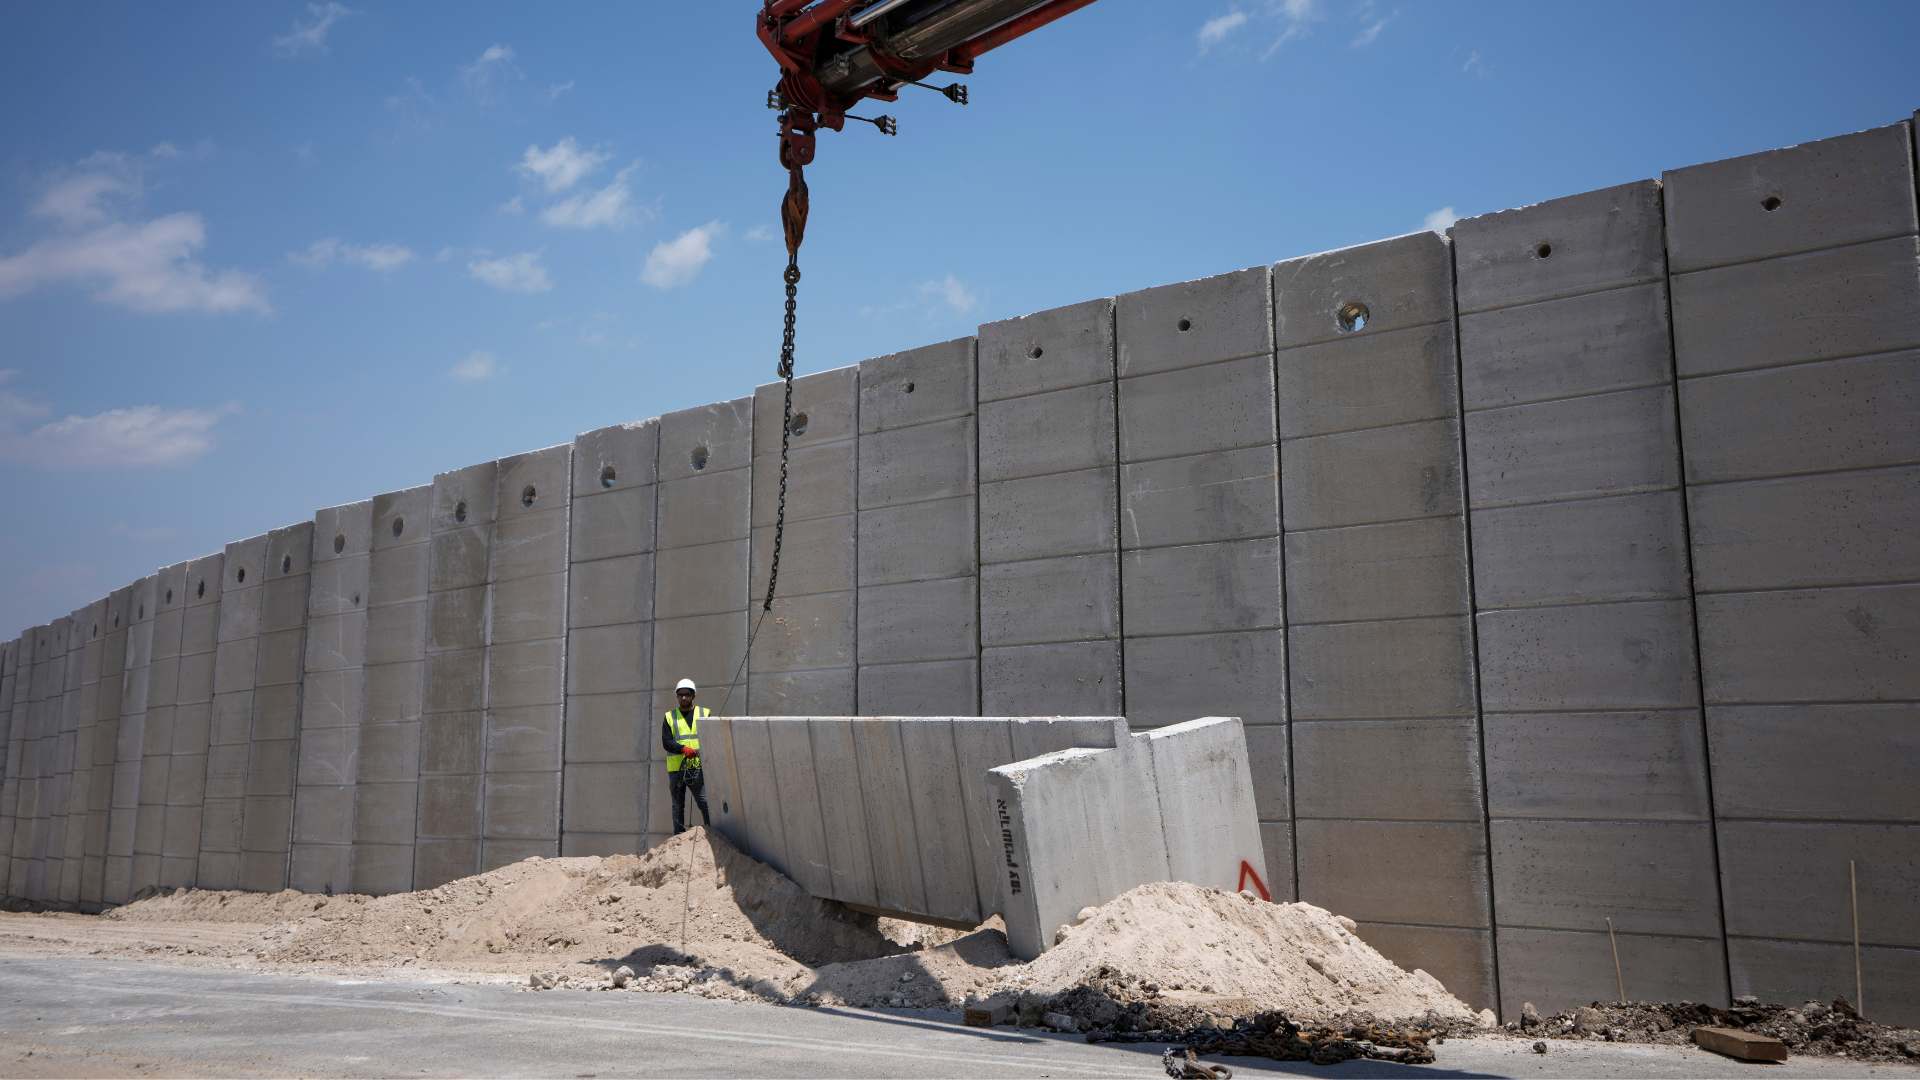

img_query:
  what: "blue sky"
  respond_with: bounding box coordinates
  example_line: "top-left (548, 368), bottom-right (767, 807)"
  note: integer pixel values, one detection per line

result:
top-left (1, 0), bottom-right (1916, 635)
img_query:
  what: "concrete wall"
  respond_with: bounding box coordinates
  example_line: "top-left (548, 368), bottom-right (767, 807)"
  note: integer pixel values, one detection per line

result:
top-left (483, 445), bottom-right (571, 871)
top-left (82, 586), bottom-right (132, 908)
top-left (291, 500), bottom-right (372, 893)
top-left (354, 486), bottom-right (429, 894)
top-left (564, 421), bottom-right (659, 854)
top-left (103, 576), bottom-right (155, 904)
top-left (706, 715), bottom-right (1130, 929)
top-left (1666, 121), bottom-right (1920, 1020)
top-left (855, 339), bottom-right (980, 715)
top-left (1455, 181), bottom-right (1725, 1016)
top-left (3, 111), bottom-right (1916, 1022)
top-left (749, 368), bottom-right (859, 715)
top-left (978, 301), bottom-right (1123, 715)
top-left (0, 635), bottom-right (18, 891)
top-left (1274, 232), bottom-right (1495, 1007)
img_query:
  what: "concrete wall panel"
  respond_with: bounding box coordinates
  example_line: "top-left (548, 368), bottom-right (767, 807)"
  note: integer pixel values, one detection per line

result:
top-left (352, 485), bottom-right (429, 894)
top-left (565, 419), bottom-right (657, 853)
top-left (979, 303), bottom-right (1117, 715)
top-left (1279, 231), bottom-right (1487, 1004)
top-left (653, 398), bottom-right (751, 720)
top-left (1457, 178), bottom-right (1724, 1014)
top-left (749, 369), bottom-right (857, 715)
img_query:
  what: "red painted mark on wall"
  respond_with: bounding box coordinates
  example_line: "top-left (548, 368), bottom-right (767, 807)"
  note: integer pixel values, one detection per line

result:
top-left (1237, 860), bottom-right (1271, 902)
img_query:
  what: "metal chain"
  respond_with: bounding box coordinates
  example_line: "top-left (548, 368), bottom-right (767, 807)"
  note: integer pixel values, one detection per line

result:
top-left (764, 258), bottom-right (800, 614)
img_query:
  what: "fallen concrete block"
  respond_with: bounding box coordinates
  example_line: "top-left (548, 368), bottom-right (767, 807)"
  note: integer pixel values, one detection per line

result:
top-left (963, 1002), bottom-right (1011, 1027)
top-left (1693, 1026), bottom-right (1788, 1063)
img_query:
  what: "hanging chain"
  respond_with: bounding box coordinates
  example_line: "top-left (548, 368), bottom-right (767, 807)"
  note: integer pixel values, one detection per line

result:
top-left (765, 257), bottom-right (799, 613)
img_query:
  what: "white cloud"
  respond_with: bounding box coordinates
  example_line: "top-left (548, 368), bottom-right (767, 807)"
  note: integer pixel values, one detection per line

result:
top-left (467, 251), bottom-right (552, 293)
top-left (288, 238), bottom-right (416, 272)
top-left (384, 76), bottom-right (437, 131)
top-left (546, 80), bottom-right (575, 101)
top-left (462, 43), bottom-right (520, 101)
top-left (1197, 10), bottom-right (1249, 51)
top-left (918, 273), bottom-right (977, 315)
top-left (1351, 11), bottom-right (1394, 46)
top-left (1462, 49), bottom-right (1485, 75)
top-left (641, 222), bottom-right (723, 289)
top-left (0, 213), bottom-right (269, 315)
top-left (540, 165), bottom-right (644, 230)
top-left (1422, 206), bottom-right (1459, 234)
top-left (274, 2), bottom-right (353, 55)
top-left (743, 224), bottom-right (775, 243)
top-left (0, 378), bottom-right (239, 469)
top-left (518, 136), bottom-right (608, 194)
top-left (449, 351), bottom-right (502, 381)
top-left (33, 170), bottom-right (137, 228)
top-left (1260, 0), bottom-right (1322, 58)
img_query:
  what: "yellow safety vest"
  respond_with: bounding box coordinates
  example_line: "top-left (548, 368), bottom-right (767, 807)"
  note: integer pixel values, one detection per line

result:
top-left (665, 706), bottom-right (708, 772)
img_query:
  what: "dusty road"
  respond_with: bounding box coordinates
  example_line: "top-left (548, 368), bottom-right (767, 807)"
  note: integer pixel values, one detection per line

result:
top-left (1, 912), bottom-right (1914, 1078)
top-left (1, 951), bottom-right (1915, 1079)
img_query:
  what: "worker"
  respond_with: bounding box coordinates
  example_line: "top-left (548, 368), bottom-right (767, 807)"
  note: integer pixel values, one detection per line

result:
top-left (662, 677), bottom-right (711, 834)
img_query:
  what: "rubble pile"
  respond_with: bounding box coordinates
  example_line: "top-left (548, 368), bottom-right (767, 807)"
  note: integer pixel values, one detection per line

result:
top-left (1508, 995), bottom-right (1920, 1063)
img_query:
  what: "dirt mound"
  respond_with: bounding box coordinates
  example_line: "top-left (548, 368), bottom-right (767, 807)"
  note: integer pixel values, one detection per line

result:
top-left (109, 887), bottom-right (364, 925)
top-left (1512, 996), bottom-right (1920, 1063)
top-left (77, 833), bottom-right (1476, 1025)
top-left (997, 882), bottom-right (1473, 1025)
top-left (259, 829), bottom-right (906, 993)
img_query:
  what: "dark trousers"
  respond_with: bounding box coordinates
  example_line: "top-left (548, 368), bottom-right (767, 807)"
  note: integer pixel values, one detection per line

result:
top-left (670, 767), bottom-right (710, 834)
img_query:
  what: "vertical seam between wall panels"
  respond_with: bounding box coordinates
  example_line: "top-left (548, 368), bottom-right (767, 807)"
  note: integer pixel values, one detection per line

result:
top-left (1446, 235), bottom-right (1503, 1015)
top-left (557, 450), bottom-right (574, 857)
top-left (1108, 303), bottom-right (1126, 720)
top-left (1657, 181), bottom-right (1735, 1006)
top-left (851, 372), bottom-right (860, 715)
top-left (648, 423), bottom-right (661, 845)
top-left (1270, 267), bottom-right (1302, 904)
top-left (972, 340), bottom-right (985, 716)
top-left (480, 499), bottom-right (497, 878)
top-left (283, 544), bottom-right (303, 886)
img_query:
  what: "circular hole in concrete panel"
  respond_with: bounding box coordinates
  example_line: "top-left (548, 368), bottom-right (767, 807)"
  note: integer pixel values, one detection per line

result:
top-left (113, 616), bottom-right (121, 629)
top-left (236, 567), bottom-right (246, 584)
top-left (600, 465), bottom-right (617, 489)
top-left (138, 606), bottom-right (145, 620)
top-left (691, 445), bottom-right (710, 471)
top-left (197, 580), bottom-right (206, 599)
top-left (904, 381), bottom-right (915, 394)
top-left (789, 412), bottom-right (809, 437)
top-left (522, 485), bottom-right (537, 508)
top-left (1028, 345), bottom-right (1044, 360)
top-left (165, 589), bottom-right (173, 605)
top-left (1177, 318), bottom-right (1192, 332)
top-left (1335, 301), bottom-right (1371, 333)
top-left (1535, 242), bottom-right (1552, 259)
top-left (333, 534), bottom-right (346, 555)
top-left (352, 593), bottom-right (362, 607)
top-left (454, 501), bottom-right (468, 524)
top-left (92, 625), bottom-right (98, 638)
top-left (282, 554), bottom-right (293, 575)
top-left (1762, 195), bottom-right (1782, 212)
top-left (392, 517), bottom-right (405, 538)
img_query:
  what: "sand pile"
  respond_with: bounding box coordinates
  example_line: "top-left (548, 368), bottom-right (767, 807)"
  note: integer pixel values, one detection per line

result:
top-left (251, 830), bottom-right (906, 997)
top-left (95, 830), bottom-right (1472, 1024)
top-left (997, 882), bottom-right (1473, 1025)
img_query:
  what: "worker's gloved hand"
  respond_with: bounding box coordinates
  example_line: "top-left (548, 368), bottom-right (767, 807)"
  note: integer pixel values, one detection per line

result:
top-left (683, 747), bottom-right (698, 759)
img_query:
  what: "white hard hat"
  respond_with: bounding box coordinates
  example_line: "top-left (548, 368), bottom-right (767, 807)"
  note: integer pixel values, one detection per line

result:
top-left (675, 678), bottom-right (697, 693)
